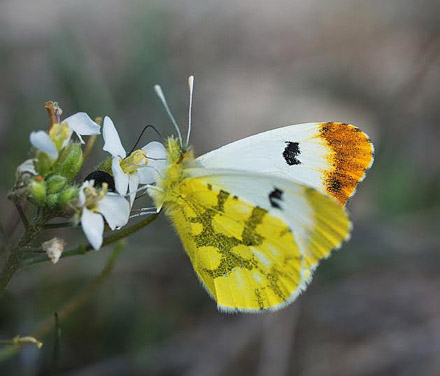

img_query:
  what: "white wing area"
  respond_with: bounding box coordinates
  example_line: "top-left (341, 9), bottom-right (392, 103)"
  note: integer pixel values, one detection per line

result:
top-left (196, 123), bottom-right (330, 194)
top-left (186, 168), bottom-right (351, 276)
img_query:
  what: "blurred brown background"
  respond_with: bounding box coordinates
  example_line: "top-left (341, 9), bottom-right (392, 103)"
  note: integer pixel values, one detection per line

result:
top-left (1, 0), bottom-right (440, 375)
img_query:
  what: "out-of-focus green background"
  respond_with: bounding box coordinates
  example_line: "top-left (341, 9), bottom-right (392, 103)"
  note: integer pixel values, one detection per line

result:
top-left (1, 1), bottom-right (440, 375)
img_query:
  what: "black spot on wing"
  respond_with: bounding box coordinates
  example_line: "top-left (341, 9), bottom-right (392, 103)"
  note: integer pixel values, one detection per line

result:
top-left (269, 187), bottom-right (284, 209)
top-left (329, 178), bottom-right (342, 193)
top-left (283, 142), bottom-right (301, 165)
top-left (331, 179), bottom-right (342, 192)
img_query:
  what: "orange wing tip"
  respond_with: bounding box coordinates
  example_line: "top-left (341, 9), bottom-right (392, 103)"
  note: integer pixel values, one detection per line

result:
top-left (319, 122), bottom-right (374, 205)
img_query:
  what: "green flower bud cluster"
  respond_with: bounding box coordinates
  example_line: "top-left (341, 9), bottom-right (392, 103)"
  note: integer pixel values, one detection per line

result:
top-left (25, 142), bottom-right (84, 210)
top-left (28, 175), bottom-right (79, 209)
top-left (12, 106), bottom-right (102, 214)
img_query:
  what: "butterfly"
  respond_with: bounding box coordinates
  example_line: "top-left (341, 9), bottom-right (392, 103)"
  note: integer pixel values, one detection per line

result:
top-left (144, 76), bottom-right (374, 313)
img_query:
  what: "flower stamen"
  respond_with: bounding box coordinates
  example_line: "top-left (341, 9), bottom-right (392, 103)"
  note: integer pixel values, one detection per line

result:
top-left (120, 149), bottom-right (148, 174)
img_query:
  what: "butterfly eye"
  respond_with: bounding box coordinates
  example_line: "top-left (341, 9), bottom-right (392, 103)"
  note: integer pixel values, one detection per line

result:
top-left (84, 170), bottom-right (115, 192)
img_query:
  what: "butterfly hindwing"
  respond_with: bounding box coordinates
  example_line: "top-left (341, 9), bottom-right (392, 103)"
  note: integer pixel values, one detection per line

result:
top-left (163, 168), bottom-right (351, 312)
top-left (197, 122), bottom-right (374, 205)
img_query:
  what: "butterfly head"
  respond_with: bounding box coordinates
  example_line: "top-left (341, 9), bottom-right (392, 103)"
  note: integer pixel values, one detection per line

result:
top-left (166, 136), bottom-right (194, 166)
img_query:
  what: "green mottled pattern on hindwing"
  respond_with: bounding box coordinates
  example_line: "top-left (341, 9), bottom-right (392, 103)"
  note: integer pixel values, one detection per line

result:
top-left (188, 189), bottom-right (263, 279)
top-left (180, 185), bottom-right (296, 306)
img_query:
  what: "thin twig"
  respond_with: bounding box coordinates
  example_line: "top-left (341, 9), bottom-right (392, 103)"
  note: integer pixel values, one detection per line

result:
top-left (34, 241), bottom-right (125, 338)
top-left (0, 220), bottom-right (8, 244)
top-left (0, 220), bottom-right (9, 255)
top-left (83, 135), bottom-right (98, 162)
top-left (44, 222), bottom-right (77, 230)
top-left (53, 313), bottom-right (61, 369)
top-left (19, 213), bottom-right (159, 267)
top-left (82, 117), bottom-right (102, 162)
top-left (0, 242), bottom-right (124, 362)
top-left (14, 202), bottom-right (29, 231)
top-left (0, 210), bottom-right (51, 296)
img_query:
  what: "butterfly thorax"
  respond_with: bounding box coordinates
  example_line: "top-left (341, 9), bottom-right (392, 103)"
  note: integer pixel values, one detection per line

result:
top-left (149, 137), bottom-right (196, 209)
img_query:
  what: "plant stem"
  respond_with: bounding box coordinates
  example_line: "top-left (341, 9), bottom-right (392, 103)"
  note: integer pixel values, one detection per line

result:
top-left (0, 242), bottom-right (124, 362)
top-left (44, 222), bottom-right (77, 229)
top-left (14, 203), bottom-right (29, 231)
top-left (0, 212), bottom-right (50, 296)
top-left (0, 220), bottom-right (8, 244)
top-left (34, 241), bottom-right (125, 339)
top-left (83, 135), bottom-right (97, 162)
top-left (20, 213), bottom-right (159, 267)
top-left (0, 340), bottom-right (14, 346)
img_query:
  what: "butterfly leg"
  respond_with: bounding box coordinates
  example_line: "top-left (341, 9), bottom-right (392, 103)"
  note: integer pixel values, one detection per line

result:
top-left (129, 207), bottom-right (160, 219)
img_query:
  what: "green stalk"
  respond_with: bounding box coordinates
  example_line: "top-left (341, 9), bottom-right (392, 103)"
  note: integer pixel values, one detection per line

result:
top-left (0, 241), bottom-right (124, 362)
top-left (20, 213), bottom-right (159, 267)
top-left (0, 211), bottom-right (51, 296)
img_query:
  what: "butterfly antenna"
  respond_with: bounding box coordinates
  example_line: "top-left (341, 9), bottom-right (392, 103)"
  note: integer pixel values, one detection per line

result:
top-left (126, 124), bottom-right (163, 157)
top-left (186, 75), bottom-right (194, 145)
top-left (154, 84), bottom-right (183, 146)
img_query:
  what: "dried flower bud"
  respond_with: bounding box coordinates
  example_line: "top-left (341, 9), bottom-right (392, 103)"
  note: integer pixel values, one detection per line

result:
top-left (42, 237), bottom-right (65, 264)
top-left (14, 335), bottom-right (43, 349)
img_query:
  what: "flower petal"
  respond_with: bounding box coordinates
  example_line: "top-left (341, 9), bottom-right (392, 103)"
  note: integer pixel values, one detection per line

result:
top-left (112, 157), bottom-right (129, 195)
top-left (142, 141), bottom-right (167, 159)
top-left (139, 141), bottom-right (168, 184)
top-left (64, 112), bottom-right (101, 141)
top-left (98, 194), bottom-right (130, 230)
top-left (78, 180), bottom-right (95, 206)
top-left (81, 208), bottom-right (104, 250)
top-left (61, 127), bottom-right (74, 149)
top-left (137, 166), bottom-right (156, 185)
top-left (30, 131), bottom-right (58, 159)
top-left (128, 173), bottom-right (140, 207)
top-left (103, 117), bottom-right (126, 158)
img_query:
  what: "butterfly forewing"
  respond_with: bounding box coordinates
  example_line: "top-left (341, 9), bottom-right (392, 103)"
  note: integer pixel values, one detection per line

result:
top-left (197, 122), bottom-right (374, 205)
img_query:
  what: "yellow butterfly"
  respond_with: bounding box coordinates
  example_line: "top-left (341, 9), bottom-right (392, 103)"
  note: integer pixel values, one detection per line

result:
top-left (146, 77), bottom-right (374, 312)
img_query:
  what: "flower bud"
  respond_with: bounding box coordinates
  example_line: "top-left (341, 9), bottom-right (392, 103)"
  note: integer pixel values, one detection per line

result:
top-left (46, 175), bottom-right (67, 193)
top-left (53, 143), bottom-right (83, 181)
top-left (14, 335), bottom-right (43, 349)
top-left (28, 179), bottom-right (46, 205)
top-left (46, 193), bottom-right (59, 208)
top-left (58, 185), bottom-right (79, 207)
top-left (35, 151), bottom-right (53, 176)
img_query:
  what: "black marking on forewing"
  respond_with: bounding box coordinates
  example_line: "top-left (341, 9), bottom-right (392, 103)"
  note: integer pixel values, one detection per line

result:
top-left (269, 187), bottom-right (284, 209)
top-left (283, 142), bottom-right (301, 165)
top-left (329, 178), bottom-right (342, 192)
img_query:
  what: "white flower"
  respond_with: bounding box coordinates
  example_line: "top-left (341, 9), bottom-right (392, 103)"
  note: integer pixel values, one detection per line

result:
top-left (42, 237), bottom-right (65, 264)
top-left (77, 180), bottom-right (130, 250)
top-left (102, 117), bottom-right (167, 205)
top-left (30, 112), bottom-right (101, 159)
